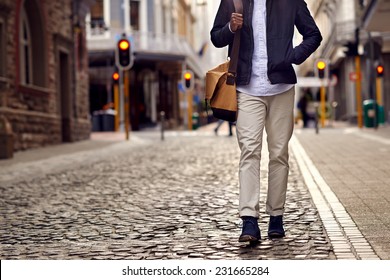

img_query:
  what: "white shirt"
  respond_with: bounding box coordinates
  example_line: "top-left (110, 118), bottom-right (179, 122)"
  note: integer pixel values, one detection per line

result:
top-left (236, 0), bottom-right (294, 96)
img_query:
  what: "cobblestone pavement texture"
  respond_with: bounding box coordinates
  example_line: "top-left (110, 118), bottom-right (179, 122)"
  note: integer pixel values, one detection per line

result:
top-left (0, 130), bottom-right (335, 260)
top-left (295, 125), bottom-right (390, 260)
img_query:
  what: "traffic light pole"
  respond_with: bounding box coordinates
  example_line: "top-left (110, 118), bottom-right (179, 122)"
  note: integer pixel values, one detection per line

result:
top-left (320, 81), bottom-right (326, 128)
top-left (119, 71), bottom-right (125, 133)
top-left (187, 89), bottom-right (193, 131)
top-left (376, 77), bottom-right (382, 107)
top-left (124, 70), bottom-right (130, 140)
top-left (355, 55), bottom-right (363, 128)
top-left (115, 34), bottom-right (132, 140)
top-left (315, 59), bottom-right (328, 128)
top-left (182, 69), bottom-right (194, 130)
top-left (114, 82), bottom-right (119, 131)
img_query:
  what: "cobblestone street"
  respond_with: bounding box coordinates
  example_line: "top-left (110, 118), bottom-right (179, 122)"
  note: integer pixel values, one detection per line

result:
top-left (0, 131), bottom-right (334, 260)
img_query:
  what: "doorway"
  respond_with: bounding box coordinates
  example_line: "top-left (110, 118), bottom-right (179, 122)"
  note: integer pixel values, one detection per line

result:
top-left (59, 51), bottom-right (71, 142)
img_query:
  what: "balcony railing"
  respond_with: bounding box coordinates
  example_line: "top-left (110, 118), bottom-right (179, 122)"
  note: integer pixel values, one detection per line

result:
top-left (87, 28), bottom-right (203, 76)
top-left (89, 19), bottom-right (109, 36)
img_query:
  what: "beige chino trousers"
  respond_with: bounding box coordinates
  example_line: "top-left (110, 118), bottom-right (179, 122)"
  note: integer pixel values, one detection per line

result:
top-left (236, 87), bottom-right (295, 218)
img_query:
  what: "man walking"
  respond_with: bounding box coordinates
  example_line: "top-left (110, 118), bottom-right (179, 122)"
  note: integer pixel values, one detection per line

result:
top-left (211, 0), bottom-right (322, 242)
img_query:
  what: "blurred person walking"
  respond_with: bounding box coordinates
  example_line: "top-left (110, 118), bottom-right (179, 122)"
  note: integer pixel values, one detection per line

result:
top-left (211, 0), bottom-right (322, 242)
top-left (297, 91), bottom-right (312, 128)
top-left (214, 120), bottom-right (234, 136)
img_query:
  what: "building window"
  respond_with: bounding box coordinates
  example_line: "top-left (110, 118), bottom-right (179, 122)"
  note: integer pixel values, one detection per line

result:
top-left (19, 0), bottom-right (46, 88)
top-left (130, 0), bottom-right (140, 31)
top-left (20, 9), bottom-right (33, 85)
top-left (90, 0), bottom-right (107, 35)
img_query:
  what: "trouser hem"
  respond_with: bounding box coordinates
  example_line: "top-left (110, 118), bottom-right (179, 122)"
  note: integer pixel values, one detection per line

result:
top-left (239, 210), bottom-right (259, 219)
top-left (266, 209), bottom-right (284, 216)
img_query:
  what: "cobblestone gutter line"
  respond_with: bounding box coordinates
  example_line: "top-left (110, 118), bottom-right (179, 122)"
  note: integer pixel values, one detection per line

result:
top-left (291, 135), bottom-right (380, 260)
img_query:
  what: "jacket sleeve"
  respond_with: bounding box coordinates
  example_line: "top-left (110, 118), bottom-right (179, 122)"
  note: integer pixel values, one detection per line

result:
top-left (293, 0), bottom-right (322, 65)
top-left (210, 0), bottom-right (235, 48)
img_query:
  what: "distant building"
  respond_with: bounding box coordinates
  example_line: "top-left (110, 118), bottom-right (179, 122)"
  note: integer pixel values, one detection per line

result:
top-left (0, 0), bottom-right (94, 151)
top-left (87, 0), bottom-right (206, 131)
top-left (360, 0), bottom-right (390, 123)
top-left (300, 0), bottom-right (389, 124)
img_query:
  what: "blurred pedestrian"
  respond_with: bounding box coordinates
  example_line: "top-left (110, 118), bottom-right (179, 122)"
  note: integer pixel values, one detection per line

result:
top-left (214, 120), bottom-right (233, 136)
top-left (297, 91), bottom-right (312, 128)
top-left (211, 0), bottom-right (322, 242)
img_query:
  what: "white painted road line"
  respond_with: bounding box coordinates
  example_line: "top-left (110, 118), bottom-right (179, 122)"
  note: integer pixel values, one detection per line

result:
top-left (291, 135), bottom-right (380, 260)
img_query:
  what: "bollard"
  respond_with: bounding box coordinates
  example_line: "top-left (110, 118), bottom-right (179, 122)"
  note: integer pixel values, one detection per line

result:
top-left (314, 102), bottom-right (319, 134)
top-left (331, 101), bottom-right (338, 128)
top-left (160, 111), bottom-right (165, 141)
top-left (0, 116), bottom-right (14, 159)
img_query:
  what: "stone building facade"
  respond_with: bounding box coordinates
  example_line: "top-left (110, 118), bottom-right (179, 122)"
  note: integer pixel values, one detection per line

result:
top-left (87, 0), bottom-right (206, 131)
top-left (300, 0), bottom-right (390, 123)
top-left (0, 0), bottom-right (93, 152)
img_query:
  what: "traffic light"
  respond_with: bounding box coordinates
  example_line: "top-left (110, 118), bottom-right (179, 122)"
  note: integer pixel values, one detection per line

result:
top-left (316, 60), bottom-right (327, 79)
top-left (344, 42), bottom-right (358, 57)
top-left (376, 64), bottom-right (384, 77)
top-left (116, 36), bottom-right (131, 69)
top-left (112, 72), bottom-right (120, 83)
top-left (183, 70), bottom-right (194, 90)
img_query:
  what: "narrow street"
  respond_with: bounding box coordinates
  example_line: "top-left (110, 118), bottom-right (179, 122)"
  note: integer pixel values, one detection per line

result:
top-left (0, 128), bottom-right (335, 260)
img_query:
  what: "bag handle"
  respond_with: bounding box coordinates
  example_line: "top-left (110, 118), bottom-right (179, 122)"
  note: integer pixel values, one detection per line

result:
top-left (227, 0), bottom-right (243, 85)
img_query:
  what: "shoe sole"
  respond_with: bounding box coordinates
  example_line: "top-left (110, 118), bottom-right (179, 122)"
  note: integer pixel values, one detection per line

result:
top-left (239, 235), bottom-right (260, 243)
top-left (268, 232), bottom-right (285, 239)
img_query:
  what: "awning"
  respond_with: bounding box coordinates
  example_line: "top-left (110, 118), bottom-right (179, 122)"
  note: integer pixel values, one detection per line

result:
top-left (363, 0), bottom-right (390, 32)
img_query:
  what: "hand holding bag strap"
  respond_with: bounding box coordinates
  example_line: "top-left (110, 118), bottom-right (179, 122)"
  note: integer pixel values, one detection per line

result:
top-left (227, 0), bottom-right (243, 85)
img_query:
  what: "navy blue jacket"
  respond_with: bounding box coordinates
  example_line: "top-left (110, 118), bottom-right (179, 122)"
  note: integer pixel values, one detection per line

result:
top-left (210, 0), bottom-right (322, 85)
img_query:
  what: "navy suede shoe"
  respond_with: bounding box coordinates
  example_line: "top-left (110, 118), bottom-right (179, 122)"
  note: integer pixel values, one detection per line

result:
top-left (239, 216), bottom-right (261, 243)
top-left (268, 215), bottom-right (285, 238)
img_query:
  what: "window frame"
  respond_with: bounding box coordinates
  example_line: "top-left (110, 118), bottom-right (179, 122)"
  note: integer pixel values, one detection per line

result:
top-left (87, 0), bottom-right (110, 39)
top-left (19, 8), bottom-right (33, 85)
top-left (130, 0), bottom-right (140, 31)
top-left (17, 0), bottom-right (48, 90)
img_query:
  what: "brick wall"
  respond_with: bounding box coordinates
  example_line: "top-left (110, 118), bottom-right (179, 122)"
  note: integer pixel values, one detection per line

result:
top-left (0, 0), bottom-right (91, 152)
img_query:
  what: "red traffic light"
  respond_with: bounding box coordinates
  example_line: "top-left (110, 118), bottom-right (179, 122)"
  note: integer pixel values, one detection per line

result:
top-left (112, 72), bottom-right (120, 81)
top-left (376, 65), bottom-right (384, 77)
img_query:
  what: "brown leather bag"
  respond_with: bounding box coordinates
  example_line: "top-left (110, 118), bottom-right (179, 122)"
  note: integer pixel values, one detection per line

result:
top-left (205, 0), bottom-right (242, 122)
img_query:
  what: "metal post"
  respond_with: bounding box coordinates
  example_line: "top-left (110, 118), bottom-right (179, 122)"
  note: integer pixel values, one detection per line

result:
top-left (187, 89), bottom-right (193, 130)
top-left (124, 70), bottom-right (130, 140)
top-left (376, 76), bottom-right (382, 128)
top-left (367, 32), bottom-right (378, 129)
top-left (114, 82), bottom-right (119, 131)
top-left (320, 82), bottom-right (326, 128)
top-left (355, 55), bottom-right (363, 128)
top-left (376, 77), bottom-right (382, 106)
top-left (331, 101), bottom-right (338, 128)
top-left (119, 70), bottom-right (124, 132)
top-left (314, 102), bottom-right (319, 134)
top-left (160, 111), bottom-right (165, 141)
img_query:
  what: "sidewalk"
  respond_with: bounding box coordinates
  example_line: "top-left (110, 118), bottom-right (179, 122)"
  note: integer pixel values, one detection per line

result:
top-left (294, 124), bottom-right (390, 259)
